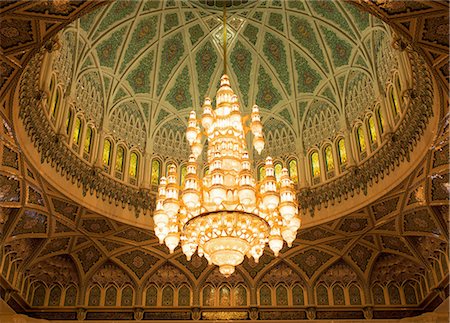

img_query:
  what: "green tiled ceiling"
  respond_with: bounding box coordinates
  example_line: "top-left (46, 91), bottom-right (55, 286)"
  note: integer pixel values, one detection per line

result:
top-left (61, 0), bottom-right (394, 154)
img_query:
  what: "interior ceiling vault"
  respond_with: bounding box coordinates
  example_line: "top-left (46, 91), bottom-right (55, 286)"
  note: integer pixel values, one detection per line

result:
top-left (0, 0), bottom-right (449, 321)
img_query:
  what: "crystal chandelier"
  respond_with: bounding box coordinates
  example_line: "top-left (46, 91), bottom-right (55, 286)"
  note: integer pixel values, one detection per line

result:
top-left (153, 5), bottom-right (301, 277)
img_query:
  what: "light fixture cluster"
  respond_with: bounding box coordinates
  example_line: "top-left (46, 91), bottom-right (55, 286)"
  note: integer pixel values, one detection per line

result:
top-left (154, 75), bottom-right (301, 276)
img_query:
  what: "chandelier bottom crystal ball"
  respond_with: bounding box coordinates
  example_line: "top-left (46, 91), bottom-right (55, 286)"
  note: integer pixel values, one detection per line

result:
top-left (154, 75), bottom-right (301, 276)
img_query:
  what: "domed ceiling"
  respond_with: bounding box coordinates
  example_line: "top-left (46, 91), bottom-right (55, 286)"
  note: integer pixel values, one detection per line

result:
top-left (61, 0), bottom-right (394, 155)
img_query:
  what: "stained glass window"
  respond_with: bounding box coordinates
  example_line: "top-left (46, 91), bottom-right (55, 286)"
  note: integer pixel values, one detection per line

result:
top-left (288, 159), bottom-right (298, 184)
top-left (404, 282), bottom-right (417, 305)
top-left (64, 286), bottom-right (77, 306)
top-left (258, 166), bottom-right (266, 181)
top-left (145, 285), bottom-right (157, 306)
top-left (276, 285), bottom-right (288, 305)
top-left (51, 88), bottom-right (60, 120)
top-left (388, 284), bottom-right (401, 305)
top-left (32, 283), bottom-right (46, 306)
top-left (274, 163), bottom-right (282, 182)
top-left (260, 285), bottom-right (272, 305)
top-left (202, 285), bottom-right (215, 306)
top-left (219, 285), bottom-right (231, 306)
top-left (115, 146), bottom-right (125, 172)
top-left (368, 116), bottom-right (377, 144)
top-left (349, 285), bottom-right (362, 305)
top-left (129, 152), bottom-right (139, 179)
top-left (396, 75), bottom-right (402, 93)
top-left (105, 286), bottom-right (117, 306)
top-left (180, 165), bottom-right (187, 185)
top-left (84, 127), bottom-right (93, 154)
top-left (65, 109), bottom-right (73, 135)
top-left (151, 160), bottom-right (161, 186)
top-left (337, 138), bottom-right (347, 165)
top-left (292, 285), bottom-right (304, 305)
top-left (48, 285), bottom-right (61, 306)
top-left (162, 286), bottom-right (174, 306)
top-left (178, 285), bottom-right (190, 306)
top-left (88, 286), bottom-right (100, 306)
top-left (324, 145), bottom-right (334, 171)
top-left (235, 285), bottom-right (247, 306)
top-left (167, 163), bottom-right (175, 176)
top-left (390, 87), bottom-right (400, 115)
top-left (121, 286), bottom-right (133, 306)
top-left (332, 285), bottom-right (345, 305)
top-left (311, 151), bottom-right (320, 178)
top-left (102, 139), bottom-right (112, 166)
top-left (377, 107), bottom-right (385, 134)
top-left (316, 285), bottom-right (328, 305)
top-left (72, 117), bottom-right (82, 146)
top-left (357, 126), bottom-right (366, 153)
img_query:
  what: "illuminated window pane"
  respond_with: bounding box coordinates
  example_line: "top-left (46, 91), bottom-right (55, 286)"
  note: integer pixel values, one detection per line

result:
top-left (311, 152), bottom-right (320, 178)
top-left (357, 127), bottom-right (366, 152)
top-left (180, 165), bottom-right (187, 185)
top-left (274, 163), bottom-right (282, 182)
top-left (377, 108), bottom-right (385, 134)
top-left (129, 152), bottom-right (139, 179)
top-left (324, 145), bottom-right (334, 171)
top-left (161, 286), bottom-right (174, 306)
top-left (51, 89), bottom-right (60, 120)
top-left (235, 285), bottom-right (247, 306)
top-left (65, 109), bottom-right (73, 135)
top-left (47, 77), bottom-right (54, 110)
top-left (258, 166), bottom-right (266, 181)
top-left (178, 285), bottom-right (190, 306)
top-left (84, 127), bottom-right (93, 154)
top-left (276, 285), bottom-right (288, 305)
top-left (289, 160), bottom-right (298, 184)
top-left (390, 87), bottom-right (400, 115)
top-left (102, 140), bottom-right (112, 166)
top-left (368, 117), bottom-right (377, 144)
top-left (204, 167), bottom-right (209, 176)
top-left (202, 285), bottom-right (215, 306)
top-left (151, 160), bottom-right (161, 185)
top-left (115, 146), bottom-right (125, 172)
top-left (396, 75), bottom-right (402, 93)
top-left (260, 285), bottom-right (272, 305)
top-left (166, 163), bottom-right (175, 176)
top-left (337, 139), bottom-right (347, 164)
top-left (145, 286), bottom-right (157, 306)
top-left (72, 117), bottom-right (82, 145)
top-left (219, 286), bottom-right (231, 306)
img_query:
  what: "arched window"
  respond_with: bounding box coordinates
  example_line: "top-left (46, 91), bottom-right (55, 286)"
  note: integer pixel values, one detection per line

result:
top-left (376, 107), bottom-right (385, 134)
top-left (50, 88), bottom-right (61, 122)
top-left (202, 285), bottom-right (215, 306)
top-left (332, 285), bottom-right (345, 305)
top-left (259, 285), bottom-right (272, 305)
top-left (388, 284), bottom-right (401, 305)
top-left (180, 165), bottom-right (187, 186)
top-left (219, 285), bottom-right (231, 306)
top-left (88, 286), bottom-right (100, 306)
top-left (337, 138), bottom-right (347, 170)
top-left (105, 286), bottom-right (117, 306)
top-left (72, 117), bottom-right (82, 149)
top-left (121, 286), bottom-right (133, 306)
top-left (129, 152), bottom-right (139, 184)
top-left (316, 285), bottom-right (328, 305)
top-left (356, 126), bottom-right (366, 159)
top-left (166, 163), bottom-right (175, 176)
top-left (178, 285), bottom-right (190, 306)
top-left (65, 109), bottom-right (73, 135)
top-left (276, 285), bottom-right (288, 305)
top-left (151, 159), bottom-right (161, 186)
top-left (292, 284), bottom-right (304, 305)
top-left (234, 285), bottom-right (247, 306)
top-left (372, 285), bottom-right (385, 305)
top-left (102, 139), bottom-right (112, 170)
top-left (288, 159), bottom-right (298, 184)
top-left (349, 284), bottom-right (362, 305)
top-left (274, 162), bottom-right (283, 182)
top-left (310, 151), bottom-right (320, 183)
top-left (368, 116), bottom-right (377, 147)
top-left (258, 165), bottom-right (266, 181)
top-left (115, 145), bottom-right (125, 179)
top-left (145, 285), bottom-right (157, 306)
top-left (395, 74), bottom-right (402, 95)
top-left (47, 77), bottom-right (55, 110)
top-left (404, 282), bottom-right (417, 305)
top-left (324, 145), bottom-right (334, 179)
top-left (32, 283), bottom-right (46, 306)
top-left (83, 126), bottom-right (93, 160)
top-left (64, 286), bottom-right (77, 306)
top-left (48, 285), bottom-right (62, 306)
top-left (390, 87), bottom-right (400, 116)
top-left (161, 285), bottom-right (174, 306)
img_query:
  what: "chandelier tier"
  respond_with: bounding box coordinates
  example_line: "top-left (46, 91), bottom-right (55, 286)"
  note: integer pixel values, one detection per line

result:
top-left (154, 4), bottom-right (300, 277)
top-left (154, 75), bottom-right (301, 276)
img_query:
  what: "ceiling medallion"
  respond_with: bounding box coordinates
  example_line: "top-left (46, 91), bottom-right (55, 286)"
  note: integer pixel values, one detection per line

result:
top-left (154, 5), bottom-right (300, 277)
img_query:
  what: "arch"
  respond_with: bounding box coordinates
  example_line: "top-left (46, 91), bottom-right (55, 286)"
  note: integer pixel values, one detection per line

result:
top-left (64, 285), bottom-right (77, 306)
top-left (180, 164), bottom-right (187, 186)
top-left (367, 115), bottom-right (378, 146)
top-left (88, 285), bottom-right (101, 306)
top-left (336, 137), bottom-right (347, 170)
top-left (274, 162), bottom-right (283, 182)
top-left (403, 281), bottom-right (418, 305)
top-left (356, 125), bottom-right (366, 158)
top-left (288, 159), bottom-right (298, 184)
top-left (389, 86), bottom-right (400, 116)
top-left (83, 125), bottom-right (94, 160)
top-left (102, 138), bottom-right (112, 169)
top-left (258, 165), bottom-right (266, 181)
top-left (32, 282), bottom-right (46, 306)
top-left (129, 151), bottom-right (139, 184)
top-left (323, 144), bottom-right (334, 179)
top-left (259, 284), bottom-right (272, 306)
top-left (50, 87), bottom-right (61, 122)
top-left (202, 284), bottom-right (215, 306)
top-left (388, 283), bottom-right (401, 305)
top-left (121, 285), bottom-right (133, 306)
top-left (316, 284), bottom-right (329, 305)
top-left (332, 284), bottom-right (345, 305)
top-left (178, 284), bottom-right (191, 306)
top-left (145, 284), bottom-right (158, 306)
top-left (105, 285), bottom-right (117, 306)
top-left (276, 284), bottom-right (288, 306)
top-left (234, 284), bottom-right (248, 306)
top-left (47, 75), bottom-right (55, 110)
top-left (65, 107), bottom-right (74, 135)
top-left (161, 285), bottom-right (174, 306)
top-left (151, 158), bottom-right (161, 186)
top-left (292, 284), bottom-right (305, 305)
top-left (349, 284), bottom-right (362, 305)
top-left (375, 105), bottom-right (385, 134)
top-left (310, 150), bottom-right (321, 183)
top-left (72, 116), bottom-right (83, 149)
top-left (48, 285), bottom-right (62, 306)
top-left (219, 285), bottom-right (231, 306)
top-left (395, 73), bottom-right (402, 97)
top-left (115, 145), bottom-right (126, 179)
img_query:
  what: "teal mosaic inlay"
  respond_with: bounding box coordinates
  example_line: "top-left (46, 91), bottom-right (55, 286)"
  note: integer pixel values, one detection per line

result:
top-left (184, 11), bottom-right (195, 22)
top-left (79, 10), bottom-right (97, 33)
top-left (268, 12), bottom-right (284, 32)
top-left (141, 102), bottom-right (150, 119)
top-left (94, 0), bottom-right (138, 38)
top-left (120, 15), bottom-right (158, 73)
top-left (321, 86), bottom-right (336, 103)
top-left (256, 66), bottom-right (282, 110)
top-left (143, 0), bottom-right (160, 11)
top-left (252, 11), bottom-right (263, 21)
top-left (156, 109), bottom-right (170, 124)
top-left (298, 101), bottom-right (308, 119)
top-left (355, 55), bottom-right (368, 69)
top-left (243, 24), bottom-right (258, 45)
top-left (189, 24), bottom-right (205, 45)
top-left (309, 1), bottom-right (355, 39)
top-left (263, 33), bottom-right (291, 95)
top-left (126, 50), bottom-right (154, 94)
top-left (280, 108), bottom-right (292, 124)
top-left (288, 1), bottom-right (305, 11)
top-left (321, 26), bottom-right (353, 68)
top-left (113, 87), bottom-right (128, 102)
top-left (195, 41), bottom-right (218, 102)
top-left (289, 15), bottom-right (328, 73)
top-left (157, 33), bottom-right (185, 96)
top-left (341, 1), bottom-right (370, 30)
top-left (96, 26), bottom-right (128, 69)
top-left (81, 56), bottom-right (93, 70)
top-left (230, 40), bottom-right (252, 106)
top-left (294, 51), bottom-right (321, 94)
top-left (166, 66), bottom-right (193, 111)
top-left (164, 13), bottom-right (179, 32)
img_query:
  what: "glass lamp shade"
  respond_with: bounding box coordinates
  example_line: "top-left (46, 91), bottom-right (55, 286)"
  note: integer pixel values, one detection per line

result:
top-left (269, 235), bottom-right (284, 256)
top-left (165, 232), bottom-right (180, 253)
top-left (253, 136), bottom-right (265, 154)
